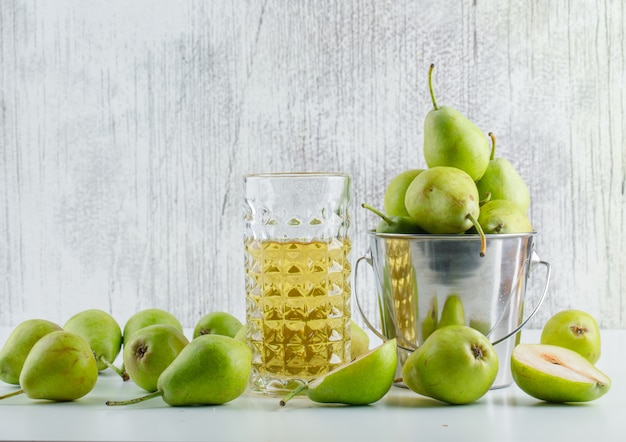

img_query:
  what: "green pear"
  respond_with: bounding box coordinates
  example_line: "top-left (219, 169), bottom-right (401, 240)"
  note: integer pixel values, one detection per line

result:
top-left (350, 320), bottom-right (370, 360)
top-left (405, 166), bottom-right (487, 255)
top-left (193, 311), bottom-right (243, 339)
top-left (280, 339), bottom-right (397, 406)
top-left (64, 309), bottom-right (126, 379)
top-left (123, 324), bottom-right (189, 392)
top-left (384, 169), bottom-right (424, 217)
top-left (107, 334), bottom-right (252, 407)
top-left (402, 325), bottom-right (498, 405)
top-left (0, 331), bottom-right (98, 402)
top-left (362, 203), bottom-right (425, 234)
top-left (122, 308), bottom-right (183, 346)
top-left (511, 344), bottom-right (611, 403)
top-left (540, 310), bottom-right (601, 364)
top-left (437, 295), bottom-right (465, 329)
top-left (477, 200), bottom-right (533, 234)
top-left (421, 296), bottom-right (438, 342)
top-left (0, 319), bottom-right (62, 385)
top-left (476, 133), bottom-right (530, 213)
top-left (423, 64), bottom-right (490, 181)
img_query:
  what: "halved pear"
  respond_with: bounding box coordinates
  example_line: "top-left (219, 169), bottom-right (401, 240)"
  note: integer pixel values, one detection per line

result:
top-left (280, 339), bottom-right (397, 406)
top-left (511, 344), bottom-right (611, 403)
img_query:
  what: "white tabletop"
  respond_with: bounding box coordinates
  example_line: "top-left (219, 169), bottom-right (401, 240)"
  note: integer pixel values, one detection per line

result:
top-left (1, 328), bottom-right (624, 442)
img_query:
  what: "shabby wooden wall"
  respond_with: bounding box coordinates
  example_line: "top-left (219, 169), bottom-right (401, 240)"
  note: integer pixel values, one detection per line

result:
top-left (1, 0), bottom-right (625, 329)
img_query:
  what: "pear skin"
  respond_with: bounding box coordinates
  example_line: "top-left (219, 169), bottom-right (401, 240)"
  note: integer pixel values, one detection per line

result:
top-left (193, 311), bottom-right (243, 339)
top-left (423, 64), bottom-right (490, 181)
top-left (18, 331), bottom-right (99, 401)
top-left (438, 295), bottom-right (465, 329)
top-left (384, 169), bottom-right (424, 217)
top-left (476, 133), bottom-right (530, 213)
top-left (0, 319), bottom-right (62, 385)
top-left (350, 320), bottom-right (370, 360)
top-left (478, 200), bottom-right (533, 234)
top-left (64, 309), bottom-right (123, 373)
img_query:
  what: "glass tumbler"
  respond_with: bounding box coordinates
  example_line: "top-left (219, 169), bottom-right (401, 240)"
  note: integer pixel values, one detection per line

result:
top-left (243, 173), bottom-right (352, 396)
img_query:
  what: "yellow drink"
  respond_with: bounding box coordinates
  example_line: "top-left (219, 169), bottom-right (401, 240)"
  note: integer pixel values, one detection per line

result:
top-left (245, 238), bottom-right (352, 391)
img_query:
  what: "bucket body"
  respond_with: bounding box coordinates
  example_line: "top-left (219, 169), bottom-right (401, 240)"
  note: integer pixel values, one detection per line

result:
top-left (360, 231), bottom-right (549, 389)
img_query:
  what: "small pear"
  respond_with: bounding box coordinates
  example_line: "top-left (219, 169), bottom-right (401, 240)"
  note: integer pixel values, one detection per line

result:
top-left (234, 323), bottom-right (248, 343)
top-left (477, 200), bottom-right (533, 234)
top-left (476, 133), bottom-right (530, 213)
top-left (384, 169), bottom-right (424, 217)
top-left (0, 319), bottom-right (62, 385)
top-left (405, 166), bottom-right (487, 255)
top-left (193, 311), bottom-right (243, 339)
top-left (123, 324), bottom-right (189, 392)
top-left (0, 331), bottom-right (98, 402)
top-left (511, 344), bottom-right (611, 403)
top-left (350, 320), bottom-right (370, 360)
top-left (421, 297), bottom-right (439, 342)
top-left (362, 203), bottom-right (425, 234)
top-left (437, 295), bottom-right (465, 329)
top-left (423, 64), bottom-right (490, 181)
top-left (64, 309), bottom-right (126, 379)
top-left (107, 334), bottom-right (252, 407)
top-left (280, 339), bottom-right (397, 406)
top-left (540, 310), bottom-right (601, 363)
top-left (122, 308), bottom-right (183, 346)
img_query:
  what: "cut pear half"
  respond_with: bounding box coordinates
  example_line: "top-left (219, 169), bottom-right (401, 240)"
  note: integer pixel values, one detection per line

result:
top-left (511, 344), bottom-right (611, 403)
top-left (280, 339), bottom-right (397, 406)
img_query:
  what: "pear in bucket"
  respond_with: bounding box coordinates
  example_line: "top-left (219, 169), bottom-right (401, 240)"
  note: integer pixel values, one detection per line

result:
top-left (107, 334), bottom-right (252, 407)
top-left (478, 200), bottom-right (532, 234)
top-left (0, 319), bottom-right (62, 385)
top-left (423, 64), bottom-right (490, 181)
top-left (437, 295), bottom-right (465, 329)
top-left (404, 166), bottom-right (487, 256)
top-left (280, 339), bottom-right (397, 406)
top-left (476, 132), bottom-right (531, 213)
top-left (64, 309), bottom-right (127, 380)
top-left (383, 169), bottom-right (424, 217)
top-left (0, 331), bottom-right (98, 402)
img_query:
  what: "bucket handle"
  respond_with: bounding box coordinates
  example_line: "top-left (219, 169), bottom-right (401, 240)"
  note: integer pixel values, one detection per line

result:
top-left (490, 251), bottom-right (551, 346)
top-left (353, 249), bottom-right (551, 349)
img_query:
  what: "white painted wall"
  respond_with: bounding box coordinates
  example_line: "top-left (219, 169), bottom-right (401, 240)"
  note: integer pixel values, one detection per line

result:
top-left (1, 0), bottom-right (624, 329)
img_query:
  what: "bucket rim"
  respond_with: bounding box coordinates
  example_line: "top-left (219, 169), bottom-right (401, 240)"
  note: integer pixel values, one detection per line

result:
top-left (366, 230), bottom-right (537, 240)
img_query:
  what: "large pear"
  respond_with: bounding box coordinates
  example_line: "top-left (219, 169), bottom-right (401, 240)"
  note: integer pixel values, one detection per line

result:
top-left (423, 64), bottom-right (490, 181)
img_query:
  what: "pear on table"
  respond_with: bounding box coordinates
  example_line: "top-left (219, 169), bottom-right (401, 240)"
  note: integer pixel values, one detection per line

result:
top-left (511, 344), bottom-right (611, 403)
top-left (107, 334), bottom-right (252, 407)
top-left (0, 331), bottom-right (98, 402)
top-left (0, 319), bottom-right (62, 385)
top-left (540, 309), bottom-right (601, 364)
top-left (193, 311), bottom-right (243, 339)
top-left (123, 324), bottom-right (189, 392)
top-left (64, 309), bottom-right (126, 380)
top-left (402, 325), bottom-right (498, 405)
top-left (122, 308), bottom-right (183, 346)
top-left (280, 339), bottom-right (397, 406)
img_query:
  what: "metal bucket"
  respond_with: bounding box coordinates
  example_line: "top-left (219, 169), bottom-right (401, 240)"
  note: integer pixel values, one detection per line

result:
top-left (354, 231), bottom-right (551, 389)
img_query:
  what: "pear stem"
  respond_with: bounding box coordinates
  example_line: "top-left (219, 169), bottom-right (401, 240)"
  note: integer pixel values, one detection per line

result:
top-left (279, 383), bottom-right (307, 407)
top-left (428, 63), bottom-right (439, 110)
top-left (0, 389), bottom-right (25, 400)
top-left (361, 203), bottom-right (394, 226)
top-left (100, 356), bottom-right (130, 381)
top-left (467, 213), bottom-right (487, 257)
top-left (479, 192), bottom-right (492, 206)
top-left (488, 132), bottom-right (496, 160)
top-left (106, 390), bottom-right (163, 406)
